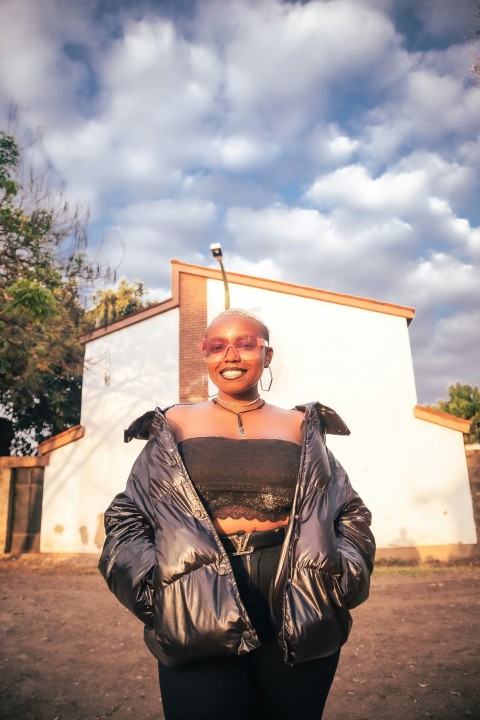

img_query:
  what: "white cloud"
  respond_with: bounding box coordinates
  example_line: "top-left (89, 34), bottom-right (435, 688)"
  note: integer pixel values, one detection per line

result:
top-left (305, 164), bottom-right (428, 213)
top-left (223, 253), bottom-right (283, 283)
top-left (405, 252), bottom-right (478, 306)
top-left (305, 123), bottom-right (359, 167)
top-left (404, 67), bottom-right (479, 139)
top-left (412, 309), bottom-right (480, 404)
top-left (196, 0), bottom-right (407, 138)
top-left (212, 134), bottom-right (279, 171)
top-left (359, 45), bottom-right (479, 163)
top-left (115, 197), bottom-right (217, 235)
top-left (304, 153), bottom-right (478, 258)
top-left (112, 198), bottom-right (217, 278)
top-left (225, 203), bottom-right (416, 300)
top-left (0, 0), bottom-right (478, 402)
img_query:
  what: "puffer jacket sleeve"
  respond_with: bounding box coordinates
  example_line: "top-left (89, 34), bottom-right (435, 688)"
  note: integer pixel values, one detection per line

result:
top-left (327, 448), bottom-right (376, 609)
top-left (98, 447), bottom-right (156, 627)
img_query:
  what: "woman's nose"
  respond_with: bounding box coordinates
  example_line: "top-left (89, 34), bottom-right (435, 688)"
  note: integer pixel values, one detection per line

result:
top-left (223, 343), bottom-right (241, 360)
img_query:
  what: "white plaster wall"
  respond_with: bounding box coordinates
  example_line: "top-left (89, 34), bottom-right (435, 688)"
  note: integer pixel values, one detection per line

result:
top-left (386, 419), bottom-right (477, 547)
top-left (40, 275), bottom-right (476, 554)
top-left (41, 309), bottom-right (179, 553)
top-left (206, 279), bottom-right (476, 549)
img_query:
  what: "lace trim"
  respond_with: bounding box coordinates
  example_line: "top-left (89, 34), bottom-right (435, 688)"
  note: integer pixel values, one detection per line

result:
top-left (213, 505), bottom-right (289, 522)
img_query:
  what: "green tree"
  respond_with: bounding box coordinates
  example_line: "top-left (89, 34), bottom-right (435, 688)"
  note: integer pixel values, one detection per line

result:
top-left (434, 384), bottom-right (480, 444)
top-left (0, 129), bottom-right (103, 454)
top-left (85, 277), bottom-right (152, 329)
top-left (0, 130), bottom-right (154, 455)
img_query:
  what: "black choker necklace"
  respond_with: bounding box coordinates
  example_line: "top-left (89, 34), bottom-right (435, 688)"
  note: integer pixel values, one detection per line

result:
top-left (211, 398), bottom-right (265, 436)
top-left (215, 395), bottom-right (261, 407)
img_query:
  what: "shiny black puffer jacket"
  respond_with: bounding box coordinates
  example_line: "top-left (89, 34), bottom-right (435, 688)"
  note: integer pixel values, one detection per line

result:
top-left (98, 402), bottom-right (375, 667)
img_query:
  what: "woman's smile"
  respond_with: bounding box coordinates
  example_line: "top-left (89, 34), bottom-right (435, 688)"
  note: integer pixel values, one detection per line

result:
top-left (219, 367), bottom-right (247, 380)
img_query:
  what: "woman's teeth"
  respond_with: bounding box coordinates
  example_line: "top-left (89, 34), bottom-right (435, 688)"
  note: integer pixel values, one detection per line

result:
top-left (220, 369), bottom-right (245, 379)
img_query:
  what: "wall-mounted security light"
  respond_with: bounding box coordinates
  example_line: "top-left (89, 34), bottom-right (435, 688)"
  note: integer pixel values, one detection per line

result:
top-left (210, 243), bottom-right (230, 309)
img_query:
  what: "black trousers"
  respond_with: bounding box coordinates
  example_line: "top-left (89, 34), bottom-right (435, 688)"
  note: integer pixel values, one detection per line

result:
top-left (158, 538), bottom-right (340, 720)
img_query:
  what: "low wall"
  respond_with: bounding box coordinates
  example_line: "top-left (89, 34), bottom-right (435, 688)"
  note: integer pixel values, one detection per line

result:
top-left (376, 543), bottom-right (478, 563)
top-left (0, 456), bottom-right (49, 553)
top-left (376, 445), bottom-right (479, 563)
top-left (0, 464), bottom-right (12, 553)
top-left (466, 444), bottom-right (480, 547)
top-left (2, 447), bottom-right (479, 561)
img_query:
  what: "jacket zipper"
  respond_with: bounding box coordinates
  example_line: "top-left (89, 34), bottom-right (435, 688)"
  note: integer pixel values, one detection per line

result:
top-left (152, 408), bottom-right (259, 638)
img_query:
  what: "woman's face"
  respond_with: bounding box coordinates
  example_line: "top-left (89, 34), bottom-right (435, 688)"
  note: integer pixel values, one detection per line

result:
top-left (202, 314), bottom-right (273, 398)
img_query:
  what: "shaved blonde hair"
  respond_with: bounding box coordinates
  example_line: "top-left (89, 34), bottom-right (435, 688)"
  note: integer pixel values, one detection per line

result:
top-left (208, 308), bottom-right (270, 342)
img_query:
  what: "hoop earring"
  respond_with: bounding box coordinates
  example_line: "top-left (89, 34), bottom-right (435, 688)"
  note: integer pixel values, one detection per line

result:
top-left (202, 372), bottom-right (218, 397)
top-left (260, 365), bottom-right (273, 392)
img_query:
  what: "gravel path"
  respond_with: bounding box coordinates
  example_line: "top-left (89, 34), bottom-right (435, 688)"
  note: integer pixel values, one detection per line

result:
top-left (1, 555), bottom-right (479, 720)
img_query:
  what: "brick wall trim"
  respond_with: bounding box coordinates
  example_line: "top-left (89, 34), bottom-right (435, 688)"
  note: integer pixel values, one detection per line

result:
top-left (38, 425), bottom-right (85, 455)
top-left (414, 405), bottom-right (471, 434)
top-left (179, 273), bottom-right (207, 403)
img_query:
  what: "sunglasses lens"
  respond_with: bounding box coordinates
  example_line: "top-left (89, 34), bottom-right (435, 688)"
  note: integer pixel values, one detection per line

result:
top-left (203, 335), bottom-right (263, 359)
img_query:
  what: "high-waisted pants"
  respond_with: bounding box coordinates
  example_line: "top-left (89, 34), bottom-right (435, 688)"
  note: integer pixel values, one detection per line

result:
top-left (158, 531), bottom-right (340, 720)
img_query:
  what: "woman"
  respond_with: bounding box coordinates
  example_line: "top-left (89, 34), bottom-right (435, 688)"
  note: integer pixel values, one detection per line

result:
top-left (99, 308), bottom-right (375, 720)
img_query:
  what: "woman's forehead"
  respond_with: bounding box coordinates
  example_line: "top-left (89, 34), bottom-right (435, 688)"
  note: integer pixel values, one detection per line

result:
top-left (206, 314), bottom-right (262, 337)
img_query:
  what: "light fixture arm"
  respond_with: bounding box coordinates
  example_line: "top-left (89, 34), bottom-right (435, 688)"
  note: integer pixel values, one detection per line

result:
top-left (210, 243), bottom-right (230, 310)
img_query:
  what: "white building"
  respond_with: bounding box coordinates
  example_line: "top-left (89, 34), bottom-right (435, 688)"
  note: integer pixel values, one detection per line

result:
top-left (35, 259), bottom-right (476, 560)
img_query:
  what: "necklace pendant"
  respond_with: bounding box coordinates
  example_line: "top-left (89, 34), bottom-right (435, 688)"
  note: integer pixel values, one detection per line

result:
top-left (211, 397), bottom-right (265, 437)
top-left (237, 416), bottom-right (245, 436)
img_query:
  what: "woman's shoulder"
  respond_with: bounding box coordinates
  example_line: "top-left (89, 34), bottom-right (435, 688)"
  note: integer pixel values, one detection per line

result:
top-left (165, 401), bottom-right (213, 440)
top-left (266, 404), bottom-right (304, 421)
top-left (165, 401), bottom-right (210, 419)
top-left (261, 403), bottom-right (304, 442)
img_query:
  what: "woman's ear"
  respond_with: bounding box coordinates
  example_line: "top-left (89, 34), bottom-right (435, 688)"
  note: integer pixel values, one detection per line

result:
top-left (264, 347), bottom-right (274, 367)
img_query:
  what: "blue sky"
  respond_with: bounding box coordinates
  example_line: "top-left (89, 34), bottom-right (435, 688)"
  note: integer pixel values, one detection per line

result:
top-left (0, 0), bottom-right (478, 404)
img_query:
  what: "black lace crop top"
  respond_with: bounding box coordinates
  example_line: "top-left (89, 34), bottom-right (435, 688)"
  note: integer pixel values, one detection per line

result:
top-left (177, 437), bottom-right (301, 522)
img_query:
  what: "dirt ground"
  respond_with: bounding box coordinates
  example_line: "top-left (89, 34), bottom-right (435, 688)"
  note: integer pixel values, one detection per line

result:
top-left (0, 554), bottom-right (479, 720)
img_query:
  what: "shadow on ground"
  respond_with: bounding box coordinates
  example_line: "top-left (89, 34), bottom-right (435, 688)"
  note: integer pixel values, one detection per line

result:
top-left (1, 555), bottom-right (479, 720)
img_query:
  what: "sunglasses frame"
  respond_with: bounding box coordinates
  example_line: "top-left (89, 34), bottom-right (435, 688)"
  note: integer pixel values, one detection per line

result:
top-left (198, 335), bottom-right (268, 358)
